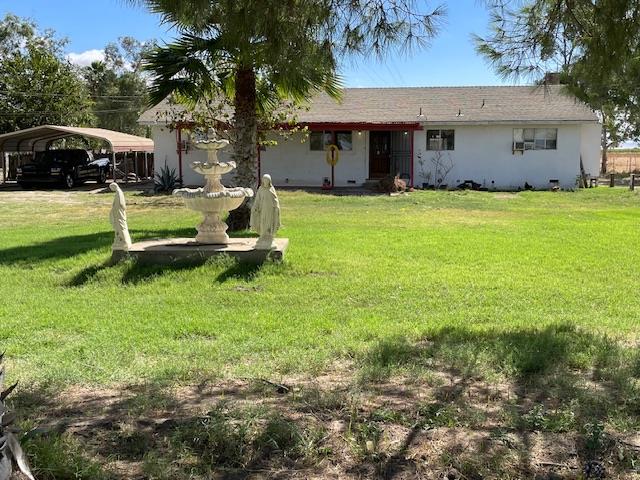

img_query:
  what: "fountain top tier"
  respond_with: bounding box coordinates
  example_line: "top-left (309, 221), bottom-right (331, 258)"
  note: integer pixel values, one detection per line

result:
top-left (188, 137), bottom-right (235, 192)
top-left (172, 134), bottom-right (253, 244)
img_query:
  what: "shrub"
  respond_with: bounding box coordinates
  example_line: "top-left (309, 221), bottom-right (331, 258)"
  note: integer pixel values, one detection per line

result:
top-left (154, 164), bottom-right (179, 193)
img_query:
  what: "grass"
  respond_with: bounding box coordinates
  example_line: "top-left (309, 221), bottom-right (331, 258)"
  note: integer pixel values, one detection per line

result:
top-left (1, 187), bottom-right (640, 478)
top-left (1, 188), bottom-right (639, 385)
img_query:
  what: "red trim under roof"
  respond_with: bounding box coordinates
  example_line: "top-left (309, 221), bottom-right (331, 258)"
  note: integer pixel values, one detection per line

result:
top-left (299, 122), bottom-right (423, 131)
top-left (173, 120), bottom-right (423, 132)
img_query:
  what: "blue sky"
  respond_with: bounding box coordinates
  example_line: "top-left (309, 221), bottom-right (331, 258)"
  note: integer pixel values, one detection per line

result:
top-left (2, 0), bottom-right (517, 87)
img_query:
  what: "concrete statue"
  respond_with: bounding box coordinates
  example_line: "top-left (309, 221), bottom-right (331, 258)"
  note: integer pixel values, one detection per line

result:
top-left (251, 174), bottom-right (281, 250)
top-left (109, 182), bottom-right (132, 251)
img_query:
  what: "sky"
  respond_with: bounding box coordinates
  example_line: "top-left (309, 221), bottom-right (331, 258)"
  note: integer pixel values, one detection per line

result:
top-left (1, 0), bottom-right (519, 88)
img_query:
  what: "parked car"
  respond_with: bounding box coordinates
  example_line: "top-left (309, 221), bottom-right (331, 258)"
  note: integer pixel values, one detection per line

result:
top-left (16, 149), bottom-right (111, 189)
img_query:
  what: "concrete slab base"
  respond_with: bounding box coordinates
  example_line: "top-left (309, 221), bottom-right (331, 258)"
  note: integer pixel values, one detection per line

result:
top-left (111, 237), bottom-right (288, 265)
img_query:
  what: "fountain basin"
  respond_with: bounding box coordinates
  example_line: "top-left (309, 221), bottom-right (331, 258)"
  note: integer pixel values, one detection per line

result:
top-left (190, 160), bottom-right (236, 177)
top-left (173, 186), bottom-right (253, 244)
top-left (173, 186), bottom-right (253, 213)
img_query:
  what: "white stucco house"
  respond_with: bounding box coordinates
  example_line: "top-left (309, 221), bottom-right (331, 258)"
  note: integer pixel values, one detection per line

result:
top-left (139, 85), bottom-right (601, 190)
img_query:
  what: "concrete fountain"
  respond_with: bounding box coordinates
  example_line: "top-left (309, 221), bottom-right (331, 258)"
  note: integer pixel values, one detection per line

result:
top-left (173, 138), bottom-right (253, 244)
top-left (110, 133), bottom-right (288, 265)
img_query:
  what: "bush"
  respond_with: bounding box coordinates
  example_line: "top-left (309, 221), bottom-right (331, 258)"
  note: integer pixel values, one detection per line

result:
top-left (154, 164), bottom-right (179, 194)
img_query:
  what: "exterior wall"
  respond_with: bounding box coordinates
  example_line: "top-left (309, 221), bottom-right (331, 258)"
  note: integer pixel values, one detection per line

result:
top-left (580, 123), bottom-right (603, 175)
top-left (151, 126), bottom-right (234, 186)
top-left (416, 123), bottom-right (597, 190)
top-left (151, 122), bottom-right (601, 190)
top-left (260, 131), bottom-right (369, 187)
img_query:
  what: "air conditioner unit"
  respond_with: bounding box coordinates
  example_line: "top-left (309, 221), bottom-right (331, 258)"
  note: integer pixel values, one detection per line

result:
top-left (513, 141), bottom-right (525, 154)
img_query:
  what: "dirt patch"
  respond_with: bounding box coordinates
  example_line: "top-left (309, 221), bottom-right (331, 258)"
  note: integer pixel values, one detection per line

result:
top-left (10, 369), bottom-right (640, 480)
top-left (0, 182), bottom-right (151, 205)
top-left (494, 193), bottom-right (521, 200)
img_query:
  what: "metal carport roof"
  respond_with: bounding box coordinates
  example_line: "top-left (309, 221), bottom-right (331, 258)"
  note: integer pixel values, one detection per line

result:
top-left (0, 125), bottom-right (154, 153)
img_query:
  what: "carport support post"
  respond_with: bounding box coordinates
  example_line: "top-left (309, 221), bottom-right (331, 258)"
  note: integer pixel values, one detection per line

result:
top-left (1, 151), bottom-right (6, 184)
top-left (124, 152), bottom-right (129, 183)
top-left (111, 152), bottom-right (116, 182)
top-left (144, 152), bottom-right (149, 179)
top-left (133, 151), bottom-right (139, 182)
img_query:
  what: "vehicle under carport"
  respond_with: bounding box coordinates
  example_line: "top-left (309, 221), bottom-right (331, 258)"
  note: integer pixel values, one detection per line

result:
top-left (0, 125), bottom-right (154, 185)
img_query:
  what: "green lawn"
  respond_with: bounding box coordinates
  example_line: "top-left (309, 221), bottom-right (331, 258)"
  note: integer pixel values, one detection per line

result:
top-left (2, 187), bottom-right (640, 479)
top-left (1, 188), bottom-right (639, 385)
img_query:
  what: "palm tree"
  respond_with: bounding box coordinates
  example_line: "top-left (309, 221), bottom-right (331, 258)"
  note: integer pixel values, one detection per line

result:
top-left (133, 1), bottom-right (339, 228)
top-left (132, 0), bottom-right (444, 229)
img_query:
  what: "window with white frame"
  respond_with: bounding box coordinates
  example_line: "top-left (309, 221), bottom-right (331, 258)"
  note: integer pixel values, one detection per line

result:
top-left (513, 128), bottom-right (557, 152)
top-left (426, 129), bottom-right (455, 150)
top-left (309, 130), bottom-right (353, 151)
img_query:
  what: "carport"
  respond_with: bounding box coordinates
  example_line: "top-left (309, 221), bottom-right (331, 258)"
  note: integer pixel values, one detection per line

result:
top-left (0, 125), bottom-right (154, 184)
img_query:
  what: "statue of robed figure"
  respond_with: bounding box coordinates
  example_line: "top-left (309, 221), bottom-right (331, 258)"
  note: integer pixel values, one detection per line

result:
top-left (109, 182), bottom-right (132, 251)
top-left (250, 174), bottom-right (281, 250)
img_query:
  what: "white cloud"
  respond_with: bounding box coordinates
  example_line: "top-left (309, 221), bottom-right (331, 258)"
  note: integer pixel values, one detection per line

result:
top-left (619, 140), bottom-right (640, 149)
top-left (67, 49), bottom-right (105, 67)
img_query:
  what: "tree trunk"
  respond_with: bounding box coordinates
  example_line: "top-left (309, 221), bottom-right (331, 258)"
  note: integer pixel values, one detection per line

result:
top-left (227, 67), bottom-right (258, 231)
top-left (600, 114), bottom-right (608, 175)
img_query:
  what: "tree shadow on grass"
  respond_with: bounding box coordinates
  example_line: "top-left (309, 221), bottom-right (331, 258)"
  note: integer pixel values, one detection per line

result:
top-left (215, 261), bottom-right (263, 283)
top-left (359, 323), bottom-right (632, 383)
top-left (0, 228), bottom-right (196, 266)
top-left (67, 261), bottom-right (112, 286)
top-left (119, 258), bottom-right (263, 285)
top-left (12, 380), bottom-right (331, 480)
top-left (0, 232), bottom-right (114, 265)
top-left (354, 323), bottom-right (640, 479)
top-left (119, 259), bottom-right (209, 285)
top-left (6, 325), bottom-right (639, 479)
top-left (68, 255), bottom-right (264, 287)
top-left (0, 225), bottom-right (267, 286)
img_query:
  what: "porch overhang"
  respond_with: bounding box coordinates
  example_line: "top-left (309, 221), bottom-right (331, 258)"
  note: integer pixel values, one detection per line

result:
top-left (298, 122), bottom-right (423, 132)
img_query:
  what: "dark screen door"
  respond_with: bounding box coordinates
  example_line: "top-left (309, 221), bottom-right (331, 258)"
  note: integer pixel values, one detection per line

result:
top-left (369, 131), bottom-right (391, 178)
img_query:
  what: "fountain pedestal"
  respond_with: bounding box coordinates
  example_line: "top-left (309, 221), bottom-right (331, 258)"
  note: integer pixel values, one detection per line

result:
top-left (196, 212), bottom-right (228, 244)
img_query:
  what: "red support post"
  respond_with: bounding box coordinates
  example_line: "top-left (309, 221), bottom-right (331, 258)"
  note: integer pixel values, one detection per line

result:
top-left (409, 129), bottom-right (415, 188)
top-left (332, 131), bottom-right (337, 188)
top-left (176, 127), bottom-right (184, 184)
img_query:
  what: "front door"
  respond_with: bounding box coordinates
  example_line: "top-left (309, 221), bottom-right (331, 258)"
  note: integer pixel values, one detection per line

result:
top-left (369, 131), bottom-right (391, 178)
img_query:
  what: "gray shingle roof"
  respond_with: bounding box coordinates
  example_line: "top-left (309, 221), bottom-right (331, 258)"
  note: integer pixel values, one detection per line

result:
top-left (139, 85), bottom-right (599, 126)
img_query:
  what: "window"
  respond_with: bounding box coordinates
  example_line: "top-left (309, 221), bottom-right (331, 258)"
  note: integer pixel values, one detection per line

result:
top-left (427, 129), bottom-right (455, 150)
top-left (309, 130), bottom-right (353, 151)
top-left (335, 131), bottom-right (352, 151)
top-left (513, 128), bottom-right (557, 152)
top-left (309, 131), bottom-right (332, 151)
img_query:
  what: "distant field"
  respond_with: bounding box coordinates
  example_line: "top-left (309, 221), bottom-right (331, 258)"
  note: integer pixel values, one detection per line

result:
top-left (607, 150), bottom-right (640, 173)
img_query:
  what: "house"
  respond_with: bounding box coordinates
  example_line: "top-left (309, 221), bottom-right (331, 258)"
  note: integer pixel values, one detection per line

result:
top-left (139, 85), bottom-right (601, 190)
